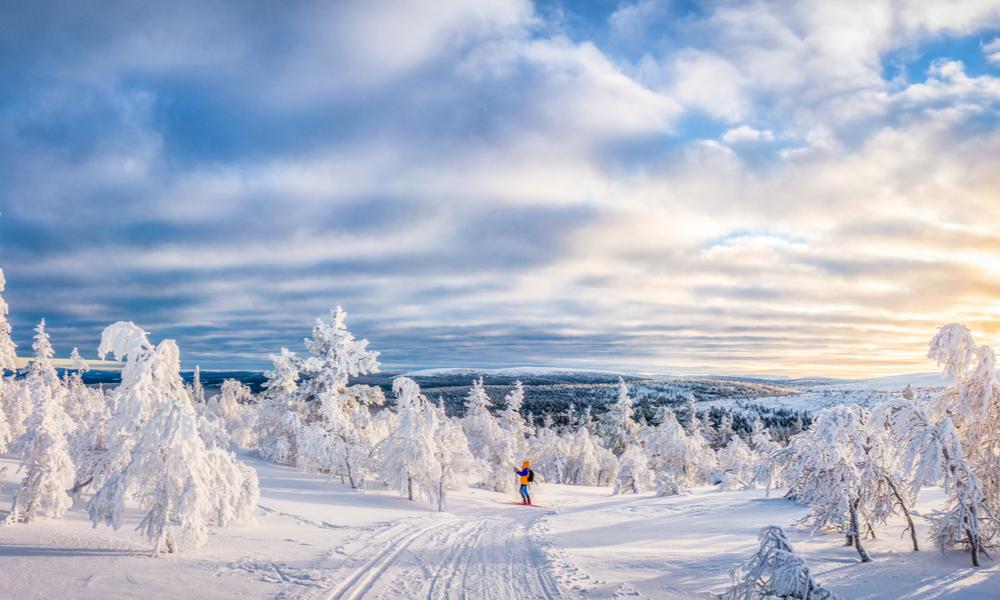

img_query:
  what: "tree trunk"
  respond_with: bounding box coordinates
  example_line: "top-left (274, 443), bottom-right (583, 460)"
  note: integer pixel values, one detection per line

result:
top-left (344, 456), bottom-right (357, 489)
top-left (849, 499), bottom-right (871, 562)
top-left (967, 526), bottom-right (980, 567)
top-left (71, 475), bottom-right (94, 497)
top-left (437, 478), bottom-right (444, 512)
top-left (407, 476), bottom-right (414, 501)
top-left (884, 476), bottom-right (918, 551)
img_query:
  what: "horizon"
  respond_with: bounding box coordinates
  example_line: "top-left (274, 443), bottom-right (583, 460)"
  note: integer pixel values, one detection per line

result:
top-left (3, 1), bottom-right (1000, 377)
top-left (10, 353), bottom-right (950, 383)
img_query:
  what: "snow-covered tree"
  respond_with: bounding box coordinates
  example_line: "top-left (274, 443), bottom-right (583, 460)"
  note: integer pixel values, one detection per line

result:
top-left (379, 378), bottom-right (440, 503)
top-left (926, 325), bottom-right (1000, 518)
top-left (0, 382), bottom-right (11, 453)
top-left (717, 526), bottom-right (840, 600)
top-left (62, 348), bottom-right (112, 497)
top-left (0, 286), bottom-right (18, 446)
top-left (255, 348), bottom-right (304, 464)
top-left (295, 307), bottom-right (381, 488)
top-left (207, 379), bottom-right (257, 448)
top-left (432, 399), bottom-right (478, 512)
top-left (888, 397), bottom-right (1000, 565)
top-left (6, 320), bottom-right (75, 522)
top-left (529, 415), bottom-right (568, 484)
top-left (642, 408), bottom-right (694, 494)
top-left (928, 425), bottom-right (1000, 567)
top-left (563, 424), bottom-right (616, 486)
top-left (601, 378), bottom-right (639, 456)
top-left (0, 268), bottom-right (16, 375)
top-left (462, 378), bottom-right (516, 492)
top-left (191, 364), bottom-right (205, 405)
top-left (715, 411), bottom-right (736, 447)
top-left (86, 322), bottom-right (259, 553)
top-left (717, 436), bottom-right (754, 491)
top-left (612, 444), bottom-right (653, 495)
top-left (777, 406), bottom-right (871, 560)
top-left (749, 417), bottom-right (783, 493)
top-left (499, 380), bottom-right (530, 456)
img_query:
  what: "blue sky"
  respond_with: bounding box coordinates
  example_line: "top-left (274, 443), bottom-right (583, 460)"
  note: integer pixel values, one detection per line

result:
top-left (2, 0), bottom-right (1000, 376)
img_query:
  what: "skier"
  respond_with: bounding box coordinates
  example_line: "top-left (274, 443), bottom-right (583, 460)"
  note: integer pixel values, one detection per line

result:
top-left (514, 460), bottom-right (533, 505)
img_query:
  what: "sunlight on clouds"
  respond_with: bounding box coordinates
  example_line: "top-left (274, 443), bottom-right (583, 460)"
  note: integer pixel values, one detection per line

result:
top-left (2, 0), bottom-right (1000, 376)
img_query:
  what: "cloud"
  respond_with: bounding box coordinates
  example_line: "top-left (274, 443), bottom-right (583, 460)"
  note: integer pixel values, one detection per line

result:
top-left (720, 125), bottom-right (775, 146)
top-left (985, 37), bottom-right (1000, 64)
top-left (2, 0), bottom-right (1000, 377)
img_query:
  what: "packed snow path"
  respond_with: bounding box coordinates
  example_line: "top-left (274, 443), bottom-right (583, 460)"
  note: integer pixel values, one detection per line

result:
top-left (306, 510), bottom-right (561, 600)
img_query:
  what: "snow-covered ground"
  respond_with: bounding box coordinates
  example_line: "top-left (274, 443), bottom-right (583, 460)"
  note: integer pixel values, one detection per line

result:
top-left (3, 453), bottom-right (997, 600)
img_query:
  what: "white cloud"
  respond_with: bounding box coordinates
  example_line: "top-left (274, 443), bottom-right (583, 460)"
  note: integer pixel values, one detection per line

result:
top-left (720, 125), bottom-right (775, 145)
top-left (982, 37), bottom-right (1000, 65)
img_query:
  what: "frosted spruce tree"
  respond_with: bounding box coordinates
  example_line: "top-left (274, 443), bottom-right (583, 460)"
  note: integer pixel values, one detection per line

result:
top-left (255, 348), bottom-right (304, 465)
top-left (378, 378), bottom-right (440, 503)
top-left (612, 444), bottom-right (653, 495)
top-left (601, 378), bottom-right (639, 456)
top-left (191, 364), bottom-right (205, 404)
top-left (87, 322), bottom-right (259, 554)
top-left (462, 377), bottom-right (516, 492)
top-left (0, 267), bottom-right (14, 451)
top-left (0, 268), bottom-right (16, 375)
top-left (499, 380), bottom-right (530, 457)
top-left (6, 320), bottom-right (76, 523)
top-left (295, 307), bottom-right (382, 488)
top-left (717, 526), bottom-right (840, 600)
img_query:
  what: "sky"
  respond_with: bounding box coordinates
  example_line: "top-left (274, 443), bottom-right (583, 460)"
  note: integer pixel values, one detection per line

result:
top-left (2, 0), bottom-right (1000, 377)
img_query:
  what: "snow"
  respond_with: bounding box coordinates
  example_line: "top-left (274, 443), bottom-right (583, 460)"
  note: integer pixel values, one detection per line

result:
top-left (3, 450), bottom-right (998, 599)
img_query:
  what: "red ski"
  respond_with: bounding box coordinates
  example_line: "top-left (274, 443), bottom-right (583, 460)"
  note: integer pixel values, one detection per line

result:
top-left (500, 501), bottom-right (545, 508)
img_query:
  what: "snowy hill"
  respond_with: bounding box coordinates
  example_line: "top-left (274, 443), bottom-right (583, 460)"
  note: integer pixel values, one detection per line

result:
top-left (826, 371), bottom-right (949, 391)
top-left (3, 453), bottom-right (996, 599)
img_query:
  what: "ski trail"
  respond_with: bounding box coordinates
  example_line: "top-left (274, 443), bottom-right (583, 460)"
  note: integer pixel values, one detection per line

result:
top-left (305, 506), bottom-right (569, 600)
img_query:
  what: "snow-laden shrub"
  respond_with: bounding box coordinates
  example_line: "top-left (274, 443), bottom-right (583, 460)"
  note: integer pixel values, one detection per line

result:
top-left (716, 526), bottom-right (840, 600)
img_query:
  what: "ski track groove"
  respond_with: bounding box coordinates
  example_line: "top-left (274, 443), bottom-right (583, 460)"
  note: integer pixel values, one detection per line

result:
top-left (320, 517), bottom-right (444, 600)
top-left (296, 507), bottom-right (567, 600)
top-left (428, 519), bottom-right (488, 600)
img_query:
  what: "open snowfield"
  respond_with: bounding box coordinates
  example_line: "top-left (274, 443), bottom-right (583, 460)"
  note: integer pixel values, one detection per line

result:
top-left (2, 453), bottom-right (997, 600)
